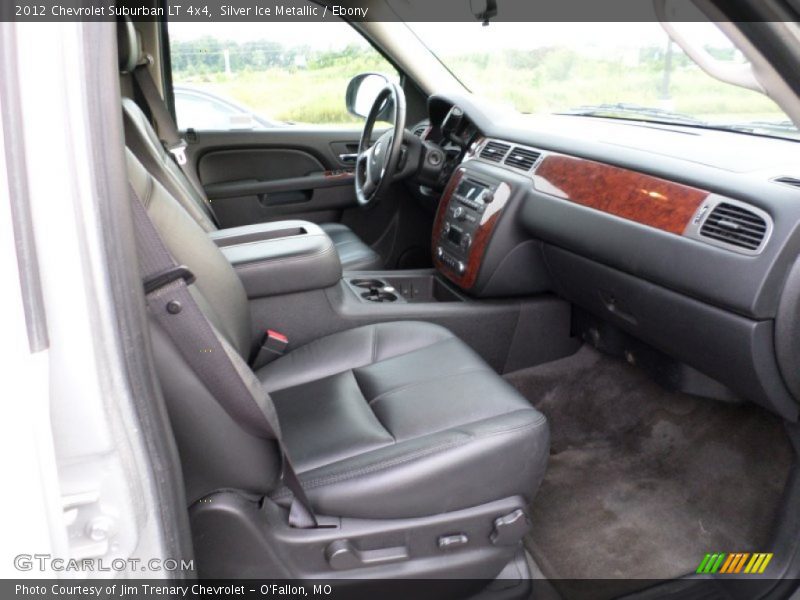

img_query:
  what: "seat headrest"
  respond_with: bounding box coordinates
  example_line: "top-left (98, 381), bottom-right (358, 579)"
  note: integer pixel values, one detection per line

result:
top-left (117, 17), bottom-right (146, 74)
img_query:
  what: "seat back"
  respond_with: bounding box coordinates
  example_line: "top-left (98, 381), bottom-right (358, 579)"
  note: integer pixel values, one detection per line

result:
top-left (127, 149), bottom-right (281, 502)
top-left (122, 98), bottom-right (218, 232)
top-left (117, 19), bottom-right (218, 232)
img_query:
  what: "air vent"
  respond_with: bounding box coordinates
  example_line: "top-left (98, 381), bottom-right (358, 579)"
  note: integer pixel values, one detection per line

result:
top-left (504, 146), bottom-right (541, 171)
top-left (773, 176), bottom-right (800, 189)
top-left (700, 203), bottom-right (768, 251)
top-left (413, 124), bottom-right (428, 138)
top-left (480, 141), bottom-right (510, 163)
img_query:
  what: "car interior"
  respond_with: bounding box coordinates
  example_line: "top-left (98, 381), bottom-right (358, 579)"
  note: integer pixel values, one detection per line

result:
top-left (102, 11), bottom-right (800, 599)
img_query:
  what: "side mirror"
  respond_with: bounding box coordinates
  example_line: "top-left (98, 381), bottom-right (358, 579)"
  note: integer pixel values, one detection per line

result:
top-left (346, 73), bottom-right (392, 120)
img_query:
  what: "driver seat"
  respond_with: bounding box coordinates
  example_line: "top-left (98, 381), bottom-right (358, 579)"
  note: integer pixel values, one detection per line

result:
top-left (118, 27), bottom-right (383, 271)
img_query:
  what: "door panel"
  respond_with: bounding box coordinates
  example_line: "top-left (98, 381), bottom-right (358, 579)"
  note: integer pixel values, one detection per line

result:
top-left (188, 129), bottom-right (366, 228)
top-left (186, 128), bottom-right (387, 229)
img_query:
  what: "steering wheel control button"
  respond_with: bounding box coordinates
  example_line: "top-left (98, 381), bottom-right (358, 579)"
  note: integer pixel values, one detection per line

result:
top-left (438, 533), bottom-right (469, 550)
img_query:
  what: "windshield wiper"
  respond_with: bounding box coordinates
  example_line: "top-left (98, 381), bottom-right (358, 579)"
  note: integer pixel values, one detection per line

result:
top-left (556, 103), bottom-right (706, 126)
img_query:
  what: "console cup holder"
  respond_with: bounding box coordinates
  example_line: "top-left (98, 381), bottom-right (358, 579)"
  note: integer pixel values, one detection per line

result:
top-left (350, 278), bottom-right (385, 289)
top-left (361, 290), bottom-right (398, 303)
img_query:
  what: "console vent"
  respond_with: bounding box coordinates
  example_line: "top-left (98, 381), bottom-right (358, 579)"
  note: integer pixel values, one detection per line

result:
top-left (480, 141), bottom-right (511, 162)
top-left (504, 146), bottom-right (541, 171)
top-left (700, 203), bottom-right (768, 251)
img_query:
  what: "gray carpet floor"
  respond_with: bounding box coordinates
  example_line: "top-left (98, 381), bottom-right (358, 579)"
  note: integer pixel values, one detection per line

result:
top-left (504, 346), bottom-right (793, 598)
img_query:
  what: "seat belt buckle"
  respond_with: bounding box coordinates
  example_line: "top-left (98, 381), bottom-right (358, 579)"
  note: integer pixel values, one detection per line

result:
top-left (252, 329), bottom-right (289, 369)
top-left (143, 265), bottom-right (195, 294)
top-left (167, 139), bottom-right (188, 166)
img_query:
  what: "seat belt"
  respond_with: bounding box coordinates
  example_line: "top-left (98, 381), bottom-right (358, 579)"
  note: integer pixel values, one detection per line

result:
top-left (128, 185), bottom-right (317, 529)
top-left (130, 63), bottom-right (219, 227)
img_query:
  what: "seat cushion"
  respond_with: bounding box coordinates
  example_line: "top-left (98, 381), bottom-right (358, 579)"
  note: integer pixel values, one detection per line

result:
top-left (257, 321), bottom-right (549, 519)
top-left (320, 222), bottom-right (384, 271)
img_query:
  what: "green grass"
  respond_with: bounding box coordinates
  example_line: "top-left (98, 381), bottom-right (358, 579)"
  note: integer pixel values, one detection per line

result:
top-left (174, 55), bottom-right (390, 125)
top-left (173, 51), bottom-right (789, 127)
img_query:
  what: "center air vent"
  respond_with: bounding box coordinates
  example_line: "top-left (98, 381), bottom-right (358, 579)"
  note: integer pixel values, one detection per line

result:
top-left (504, 146), bottom-right (541, 171)
top-left (480, 141), bottom-right (510, 163)
top-left (699, 202), bottom-right (768, 251)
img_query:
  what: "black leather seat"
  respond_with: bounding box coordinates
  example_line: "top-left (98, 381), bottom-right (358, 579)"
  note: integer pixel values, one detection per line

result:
top-left (118, 26), bottom-right (383, 271)
top-left (260, 321), bottom-right (548, 518)
top-left (126, 148), bottom-right (548, 578)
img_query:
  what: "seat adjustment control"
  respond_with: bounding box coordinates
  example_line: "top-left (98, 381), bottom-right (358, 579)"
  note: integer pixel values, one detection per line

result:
top-left (490, 509), bottom-right (530, 546)
top-left (438, 533), bottom-right (469, 550)
top-left (326, 539), bottom-right (409, 570)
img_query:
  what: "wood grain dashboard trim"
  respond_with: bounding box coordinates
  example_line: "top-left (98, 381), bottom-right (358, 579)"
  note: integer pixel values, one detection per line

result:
top-left (533, 154), bottom-right (709, 235)
top-left (432, 168), bottom-right (511, 290)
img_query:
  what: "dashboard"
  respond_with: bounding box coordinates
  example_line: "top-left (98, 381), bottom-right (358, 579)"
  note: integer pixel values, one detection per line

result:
top-left (419, 92), bottom-right (800, 422)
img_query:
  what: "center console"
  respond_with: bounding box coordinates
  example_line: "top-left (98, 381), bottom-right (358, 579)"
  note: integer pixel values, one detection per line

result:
top-left (214, 163), bottom-right (573, 375)
top-left (344, 272), bottom-right (465, 304)
top-left (210, 220), bottom-right (341, 299)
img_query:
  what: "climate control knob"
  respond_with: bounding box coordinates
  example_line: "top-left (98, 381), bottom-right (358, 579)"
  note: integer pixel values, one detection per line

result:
top-left (462, 233), bottom-right (472, 250)
top-left (454, 207), bottom-right (466, 221)
top-left (481, 189), bottom-right (495, 204)
top-left (457, 261), bottom-right (466, 274)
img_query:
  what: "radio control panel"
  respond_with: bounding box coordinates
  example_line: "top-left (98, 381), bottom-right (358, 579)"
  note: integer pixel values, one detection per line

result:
top-left (436, 177), bottom-right (496, 275)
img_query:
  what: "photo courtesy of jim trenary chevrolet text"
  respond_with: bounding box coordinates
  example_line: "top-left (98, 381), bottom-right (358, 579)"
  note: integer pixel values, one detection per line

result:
top-left (2, 1), bottom-right (800, 599)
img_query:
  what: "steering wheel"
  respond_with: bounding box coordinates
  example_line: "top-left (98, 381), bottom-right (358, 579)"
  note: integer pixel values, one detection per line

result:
top-left (355, 82), bottom-right (406, 207)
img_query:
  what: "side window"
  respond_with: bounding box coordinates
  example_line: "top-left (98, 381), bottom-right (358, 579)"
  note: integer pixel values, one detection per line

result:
top-left (168, 20), bottom-right (399, 129)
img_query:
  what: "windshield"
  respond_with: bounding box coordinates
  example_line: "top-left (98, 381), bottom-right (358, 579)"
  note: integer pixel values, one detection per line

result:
top-left (405, 22), bottom-right (800, 141)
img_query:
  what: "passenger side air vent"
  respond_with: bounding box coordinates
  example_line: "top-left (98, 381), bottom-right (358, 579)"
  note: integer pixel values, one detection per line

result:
top-left (699, 202), bottom-right (768, 251)
top-left (480, 141), bottom-right (511, 163)
top-left (504, 146), bottom-right (541, 171)
top-left (773, 176), bottom-right (800, 189)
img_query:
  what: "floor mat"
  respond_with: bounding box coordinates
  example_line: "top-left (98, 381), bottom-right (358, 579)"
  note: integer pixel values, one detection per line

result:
top-left (504, 346), bottom-right (793, 597)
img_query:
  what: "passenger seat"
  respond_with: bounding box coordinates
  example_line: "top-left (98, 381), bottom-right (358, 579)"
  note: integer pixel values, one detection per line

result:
top-left (118, 20), bottom-right (383, 271)
top-left (127, 148), bottom-right (549, 580)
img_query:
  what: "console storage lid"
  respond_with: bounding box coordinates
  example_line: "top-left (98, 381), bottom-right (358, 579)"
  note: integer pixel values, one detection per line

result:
top-left (211, 220), bottom-right (342, 298)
